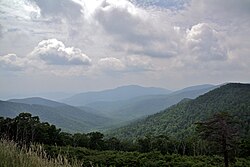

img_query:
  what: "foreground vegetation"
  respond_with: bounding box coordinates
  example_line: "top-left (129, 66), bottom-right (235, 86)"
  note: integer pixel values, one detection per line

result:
top-left (1, 111), bottom-right (250, 166)
top-left (1, 140), bottom-right (250, 167)
top-left (45, 145), bottom-right (250, 167)
top-left (0, 140), bottom-right (80, 167)
top-left (1, 83), bottom-right (249, 166)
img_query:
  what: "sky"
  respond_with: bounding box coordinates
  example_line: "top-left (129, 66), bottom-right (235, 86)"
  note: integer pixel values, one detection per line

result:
top-left (0, 0), bottom-right (250, 99)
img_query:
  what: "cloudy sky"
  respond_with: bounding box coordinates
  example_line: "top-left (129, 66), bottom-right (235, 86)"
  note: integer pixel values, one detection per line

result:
top-left (0, 0), bottom-right (250, 98)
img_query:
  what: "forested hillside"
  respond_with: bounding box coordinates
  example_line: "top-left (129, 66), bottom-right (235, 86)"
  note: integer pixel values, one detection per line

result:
top-left (108, 83), bottom-right (250, 139)
top-left (1, 110), bottom-right (249, 167)
top-left (8, 97), bottom-right (68, 107)
top-left (83, 85), bottom-right (216, 121)
top-left (0, 100), bottom-right (113, 132)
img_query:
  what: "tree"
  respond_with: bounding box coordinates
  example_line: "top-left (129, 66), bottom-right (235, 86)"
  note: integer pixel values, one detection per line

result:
top-left (196, 112), bottom-right (239, 167)
top-left (151, 135), bottom-right (173, 154)
top-left (105, 137), bottom-right (121, 150)
top-left (87, 132), bottom-right (104, 150)
top-left (137, 136), bottom-right (152, 153)
top-left (72, 133), bottom-right (89, 147)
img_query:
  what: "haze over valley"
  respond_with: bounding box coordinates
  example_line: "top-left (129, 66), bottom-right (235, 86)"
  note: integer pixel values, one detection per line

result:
top-left (0, 0), bottom-right (250, 166)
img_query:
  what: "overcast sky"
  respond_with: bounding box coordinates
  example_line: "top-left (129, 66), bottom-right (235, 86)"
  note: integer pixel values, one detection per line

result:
top-left (0, 0), bottom-right (250, 98)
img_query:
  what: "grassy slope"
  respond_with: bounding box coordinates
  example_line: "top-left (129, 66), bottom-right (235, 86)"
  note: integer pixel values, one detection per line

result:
top-left (0, 140), bottom-right (80, 167)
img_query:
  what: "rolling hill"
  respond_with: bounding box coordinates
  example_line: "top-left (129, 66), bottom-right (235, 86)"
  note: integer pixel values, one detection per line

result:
top-left (62, 85), bottom-right (171, 106)
top-left (8, 97), bottom-right (68, 108)
top-left (0, 99), bottom-right (113, 133)
top-left (108, 83), bottom-right (250, 139)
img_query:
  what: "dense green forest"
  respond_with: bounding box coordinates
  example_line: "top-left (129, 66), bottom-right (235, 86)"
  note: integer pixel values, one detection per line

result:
top-left (1, 111), bottom-right (250, 166)
top-left (108, 83), bottom-right (250, 140)
top-left (0, 100), bottom-right (113, 132)
top-left (0, 83), bottom-right (250, 166)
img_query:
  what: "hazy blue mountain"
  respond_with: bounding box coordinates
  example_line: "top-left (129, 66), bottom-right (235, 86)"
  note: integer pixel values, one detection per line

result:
top-left (0, 100), bottom-right (113, 133)
top-left (62, 85), bottom-right (171, 106)
top-left (84, 84), bottom-right (217, 121)
top-left (8, 97), bottom-right (68, 108)
top-left (172, 84), bottom-right (215, 94)
top-left (33, 92), bottom-right (74, 101)
top-left (108, 83), bottom-right (250, 139)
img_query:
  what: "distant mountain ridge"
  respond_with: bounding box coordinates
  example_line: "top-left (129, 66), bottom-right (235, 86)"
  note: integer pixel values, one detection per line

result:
top-left (172, 84), bottom-right (215, 94)
top-left (1, 84), bottom-right (219, 133)
top-left (8, 97), bottom-right (68, 108)
top-left (62, 85), bottom-right (171, 106)
top-left (83, 84), bottom-right (217, 121)
top-left (0, 100), bottom-right (113, 133)
top-left (108, 83), bottom-right (250, 139)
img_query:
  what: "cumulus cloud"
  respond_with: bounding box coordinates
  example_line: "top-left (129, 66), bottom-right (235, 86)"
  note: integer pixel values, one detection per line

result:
top-left (30, 39), bottom-right (91, 65)
top-left (0, 53), bottom-right (28, 71)
top-left (98, 55), bottom-right (153, 73)
top-left (0, 38), bottom-right (92, 76)
top-left (91, 0), bottom-right (180, 58)
top-left (0, 0), bottom-right (41, 20)
top-left (0, 0), bottom-right (250, 89)
top-left (98, 57), bottom-right (125, 71)
top-left (31, 0), bottom-right (82, 19)
top-left (94, 0), bottom-right (144, 35)
top-left (124, 55), bottom-right (154, 71)
top-left (186, 23), bottom-right (227, 61)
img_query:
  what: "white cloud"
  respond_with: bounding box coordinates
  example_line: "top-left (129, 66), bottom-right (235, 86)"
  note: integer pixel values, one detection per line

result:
top-left (186, 23), bottom-right (227, 61)
top-left (0, 53), bottom-right (28, 71)
top-left (124, 55), bottom-right (154, 71)
top-left (30, 39), bottom-right (91, 65)
top-left (98, 55), bottom-right (153, 73)
top-left (0, 39), bottom-right (92, 76)
top-left (0, 0), bottom-right (41, 20)
top-left (0, 0), bottom-right (250, 92)
top-left (98, 57), bottom-right (125, 71)
top-left (31, 0), bottom-right (82, 20)
top-left (91, 0), bottom-right (180, 58)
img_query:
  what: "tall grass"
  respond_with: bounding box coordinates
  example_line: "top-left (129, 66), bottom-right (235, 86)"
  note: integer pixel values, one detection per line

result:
top-left (0, 140), bottom-right (82, 167)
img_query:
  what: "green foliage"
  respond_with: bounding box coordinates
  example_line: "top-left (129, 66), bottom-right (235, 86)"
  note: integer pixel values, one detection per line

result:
top-left (1, 83), bottom-right (250, 166)
top-left (44, 145), bottom-right (250, 167)
top-left (1, 110), bottom-right (250, 167)
top-left (0, 140), bottom-right (81, 167)
top-left (196, 112), bottom-right (240, 167)
top-left (0, 113), bottom-right (62, 146)
top-left (108, 83), bottom-right (250, 140)
top-left (0, 100), bottom-right (112, 132)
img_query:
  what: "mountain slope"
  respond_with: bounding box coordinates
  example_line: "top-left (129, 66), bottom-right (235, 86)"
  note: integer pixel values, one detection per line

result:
top-left (108, 83), bottom-right (250, 139)
top-left (84, 85), bottom-right (217, 121)
top-left (172, 84), bottom-right (215, 94)
top-left (8, 97), bottom-right (68, 108)
top-left (62, 85), bottom-right (171, 106)
top-left (0, 100), bottom-right (113, 133)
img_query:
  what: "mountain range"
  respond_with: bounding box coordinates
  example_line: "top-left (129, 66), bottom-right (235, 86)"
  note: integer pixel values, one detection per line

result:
top-left (62, 85), bottom-right (172, 106)
top-left (0, 99), bottom-right (112, 132)
top-left (0, 84), bottom-right (219, 132)
top-left (83, 84), bottom-right (216, 121)
top-left (107, 83), bottom-right (250, 139)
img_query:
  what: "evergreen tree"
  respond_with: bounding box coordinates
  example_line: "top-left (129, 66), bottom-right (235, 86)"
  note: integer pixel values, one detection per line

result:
top-left (196, 112), bottom-right (239, 167)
